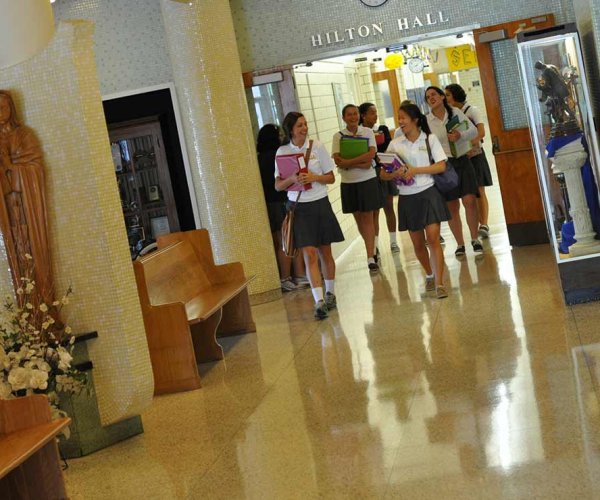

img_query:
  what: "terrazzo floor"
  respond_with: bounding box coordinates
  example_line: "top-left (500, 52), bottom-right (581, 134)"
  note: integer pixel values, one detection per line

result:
top-left (64, 181), bottom-right (600, 499)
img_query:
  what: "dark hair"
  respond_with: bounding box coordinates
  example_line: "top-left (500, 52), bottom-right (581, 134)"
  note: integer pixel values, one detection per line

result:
top-left (444, 83), bottom-right (467, 105)
top-left (281, 112), bottom-right (304, 145)
top-left (358, 102), bottom-right (375, 125)
top-left (342, 104), bottom-right (358, 118)
top-left (399, 103), bottom-right (431, 135)
top-left (425, 86), bottom-right (453, 119)
top-left (256, 123), bottom-right (281, 152)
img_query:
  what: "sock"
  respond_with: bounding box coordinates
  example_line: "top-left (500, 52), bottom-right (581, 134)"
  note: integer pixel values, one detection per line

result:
top-left (311, 287), bottom-right (324, 304)
top-left (389, 232), bottom-right (397, 244)
top-left (426, 273), bottom-right (434, 279)
top-left (375, 236), bottom-right (379, 249)
top-left (368, 257), bottom-right (376, 265)
top-left (325, 280), bottom-right (335, 295)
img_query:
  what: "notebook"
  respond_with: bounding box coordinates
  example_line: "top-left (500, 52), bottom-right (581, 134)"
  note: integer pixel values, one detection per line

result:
top-left (378, 153), bottom-right (414, 186)
top-left (446, 120), bottom-right (471, 158)
top-left (275, 153), bottom-right (312, 191)
top-left (339, 136), bottom-right (370, 159)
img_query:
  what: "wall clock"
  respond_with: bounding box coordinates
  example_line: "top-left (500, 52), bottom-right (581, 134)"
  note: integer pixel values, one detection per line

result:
top-left (359, 0), bottom-right (389, 6)
top-left (408, 57), bottom-right (425, 73)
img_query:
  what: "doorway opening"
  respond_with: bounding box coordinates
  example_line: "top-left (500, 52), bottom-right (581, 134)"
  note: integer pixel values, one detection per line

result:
top-left (290, 32), bottom-right (506, 257)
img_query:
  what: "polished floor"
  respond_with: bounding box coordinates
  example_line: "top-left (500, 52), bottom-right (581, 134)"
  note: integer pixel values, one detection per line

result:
top-left (64, 198), bottom-right (600, 498)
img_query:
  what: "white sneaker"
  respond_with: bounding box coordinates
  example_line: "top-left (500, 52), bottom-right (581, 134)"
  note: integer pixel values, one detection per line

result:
top-left (390, 242), bottom-right (400, 254)
top-left (294, 276), bottom-right (311, 289)
top-left (280, 278), bottom-right (297, 292)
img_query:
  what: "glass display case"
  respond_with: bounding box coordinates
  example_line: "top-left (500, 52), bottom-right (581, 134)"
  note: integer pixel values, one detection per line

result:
top-left (516, 24), bottom-right (600, 262)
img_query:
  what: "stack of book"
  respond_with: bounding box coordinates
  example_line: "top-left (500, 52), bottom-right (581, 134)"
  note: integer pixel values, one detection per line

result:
top-left (446, 115), bottom-right (472, 158)
top-left (378, 153), bottom-right (414, 186)
top-left (340, 136), bottom-right (370, 159)
top-left (275, 154), bottom-right (312, 191)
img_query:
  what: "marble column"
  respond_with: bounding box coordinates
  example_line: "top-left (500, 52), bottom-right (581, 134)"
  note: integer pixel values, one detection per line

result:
top-left (551, 140), bottom-right (600, 256)
top-left (160, 0), bottom-right (280, 302)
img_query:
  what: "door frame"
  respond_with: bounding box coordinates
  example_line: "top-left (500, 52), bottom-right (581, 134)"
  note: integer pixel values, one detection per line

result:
top-left (474, 14), bottom-right (555, 246)
top-left (371, 69), bottom-right (401, 128)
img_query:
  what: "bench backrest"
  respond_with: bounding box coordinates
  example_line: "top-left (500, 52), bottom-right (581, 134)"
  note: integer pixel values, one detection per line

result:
top-left (134, 240), bottom-right (211, 306)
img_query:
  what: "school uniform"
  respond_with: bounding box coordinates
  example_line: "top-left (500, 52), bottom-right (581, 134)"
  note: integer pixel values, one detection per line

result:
top-left (462, 102), bottom-right (494, 187)
top-left (275, 139), bottom-right (344, 249)
top-left (386, 132), bottom-right (451, 232)
top-left (427, 106), bottom-right (479, 201)
top-left (331, 126), bottom-right (384, 213)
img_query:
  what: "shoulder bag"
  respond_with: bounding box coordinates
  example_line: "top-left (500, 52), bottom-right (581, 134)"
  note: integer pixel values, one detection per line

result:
top-left (281, 139), bottom-right (314, 257)
top-left (426, 135), bottom-right (459, 193)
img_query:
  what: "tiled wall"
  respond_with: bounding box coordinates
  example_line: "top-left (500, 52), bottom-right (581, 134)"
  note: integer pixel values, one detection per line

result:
top-left (230, 0), bottom-right (575, 72)
top-left (0, 22), bottom-right (154, 425)
top-left (52, 0), bottom-right (172, 96)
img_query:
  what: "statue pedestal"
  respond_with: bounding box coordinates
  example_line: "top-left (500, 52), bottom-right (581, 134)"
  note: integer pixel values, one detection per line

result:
top-left (550, 140), bottom-right (600, 257)
top-left (58, 332), bottom-right (144, 458)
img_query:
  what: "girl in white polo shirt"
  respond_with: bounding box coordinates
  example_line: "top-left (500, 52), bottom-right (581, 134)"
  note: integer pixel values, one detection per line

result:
top-left (425, 86), bottom-right (482, 257)
top-left (275, 112), bottom-right (344, 320)
top-left (332, 104), bottom-right (383, 273)
top-left (382, 103), bottom-right (450, 298)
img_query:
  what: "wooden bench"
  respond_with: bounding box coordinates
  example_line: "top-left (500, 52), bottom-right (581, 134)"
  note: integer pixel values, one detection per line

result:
top-left (0, 395), bottom-right (71, 499)
top-left (134, 229), bottom-right (255, 395)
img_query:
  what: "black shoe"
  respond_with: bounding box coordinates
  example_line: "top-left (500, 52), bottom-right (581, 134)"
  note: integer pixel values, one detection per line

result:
top-left (314, 300), bottom-right (329, 320)
top-left (368, 261), bottom-right (379, 273)
top-left (472, 240), bottom-right (484, 253)
top-left (455, 245), bottom-right (466, 257)
top-left (325, 292), bottom-right (337, 310)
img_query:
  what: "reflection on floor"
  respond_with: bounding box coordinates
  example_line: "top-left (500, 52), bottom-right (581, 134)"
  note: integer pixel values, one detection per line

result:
top-left (64, 214), bottom-right (600, 499)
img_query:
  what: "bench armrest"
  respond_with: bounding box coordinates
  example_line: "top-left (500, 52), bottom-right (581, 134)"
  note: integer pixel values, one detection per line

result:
top-left (212, 262), bottom-right (246, 284)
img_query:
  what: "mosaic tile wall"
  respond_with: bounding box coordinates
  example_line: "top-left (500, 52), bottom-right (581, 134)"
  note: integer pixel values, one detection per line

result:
top-left (230, 0), bottom-right (574, 72)
top-left (0, 21), bottom-right (154, 425)
top-left (159, 0), bottom-right (280, 296)
top-left (52, 0), bottom-right (172, 96)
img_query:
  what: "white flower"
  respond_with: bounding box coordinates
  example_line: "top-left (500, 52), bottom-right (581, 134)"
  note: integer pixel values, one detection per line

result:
top-left (65, 326), bottom-right (72, 335)
top-left (24, 253), bottom-right (32, 260)
top-left (25, 303), bottom-right (33, 310)
top-left (25, 283), bottom-right (34, 293)
top-left (57, 349), bottom-right (72, 371)
top-left (8, 367), bottom-right (30, 391)
top-left (29, 369), bottom-right (48, 390)
top-left (61, 297), bottom-right (69, 305)
top-left (41, 322), bottom-right (49, 330)
top-left (16, 288), bottom-right (23, 295)
top-left (39, 304), bottom-right (48, 312)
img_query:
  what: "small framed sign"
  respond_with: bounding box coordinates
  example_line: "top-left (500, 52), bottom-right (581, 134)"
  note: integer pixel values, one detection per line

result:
top-left (150, 216), bottom-right (170, 238)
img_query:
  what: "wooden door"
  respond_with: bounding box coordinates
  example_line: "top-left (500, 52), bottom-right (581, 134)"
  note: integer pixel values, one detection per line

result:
top-left (475, 14), bottom-right (555, 246)
top-left (372, 70), bottom-right (401, 128)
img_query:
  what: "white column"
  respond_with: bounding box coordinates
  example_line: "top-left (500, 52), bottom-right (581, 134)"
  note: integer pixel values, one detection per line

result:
top-left (0, 0), bottom-right (55, 69)
top-left (550, 140), bottom-right (600, 256)
top-left (160, 0), bottom-right (280, 301)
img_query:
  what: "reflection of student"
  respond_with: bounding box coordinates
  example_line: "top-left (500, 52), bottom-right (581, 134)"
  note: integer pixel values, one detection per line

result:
top-left (358, 102), bottom-right (400, 256)
top-left (332, 104), bottom-right (383, 273)
top-left (275, 112), bottom-right (344, 320)
top-left (444, 84), bottom-right (493, 240)
top-left (425, 86), bottom-right (482, 257)
top-left (382, 103), bottom-right (450, 299)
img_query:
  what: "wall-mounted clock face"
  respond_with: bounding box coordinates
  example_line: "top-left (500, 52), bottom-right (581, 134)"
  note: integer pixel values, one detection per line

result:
top-left (408, 57), bottom-right (425, 73)
top-left (359, 0), bottom-right (389, 6)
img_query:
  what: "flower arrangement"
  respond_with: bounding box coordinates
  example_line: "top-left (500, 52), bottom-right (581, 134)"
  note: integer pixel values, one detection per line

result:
top-left (0, 255), bottom-right (86, 424)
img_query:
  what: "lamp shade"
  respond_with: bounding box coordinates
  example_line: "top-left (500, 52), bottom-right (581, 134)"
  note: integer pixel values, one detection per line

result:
top-left (0, 0), bottom-right (55, 69)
